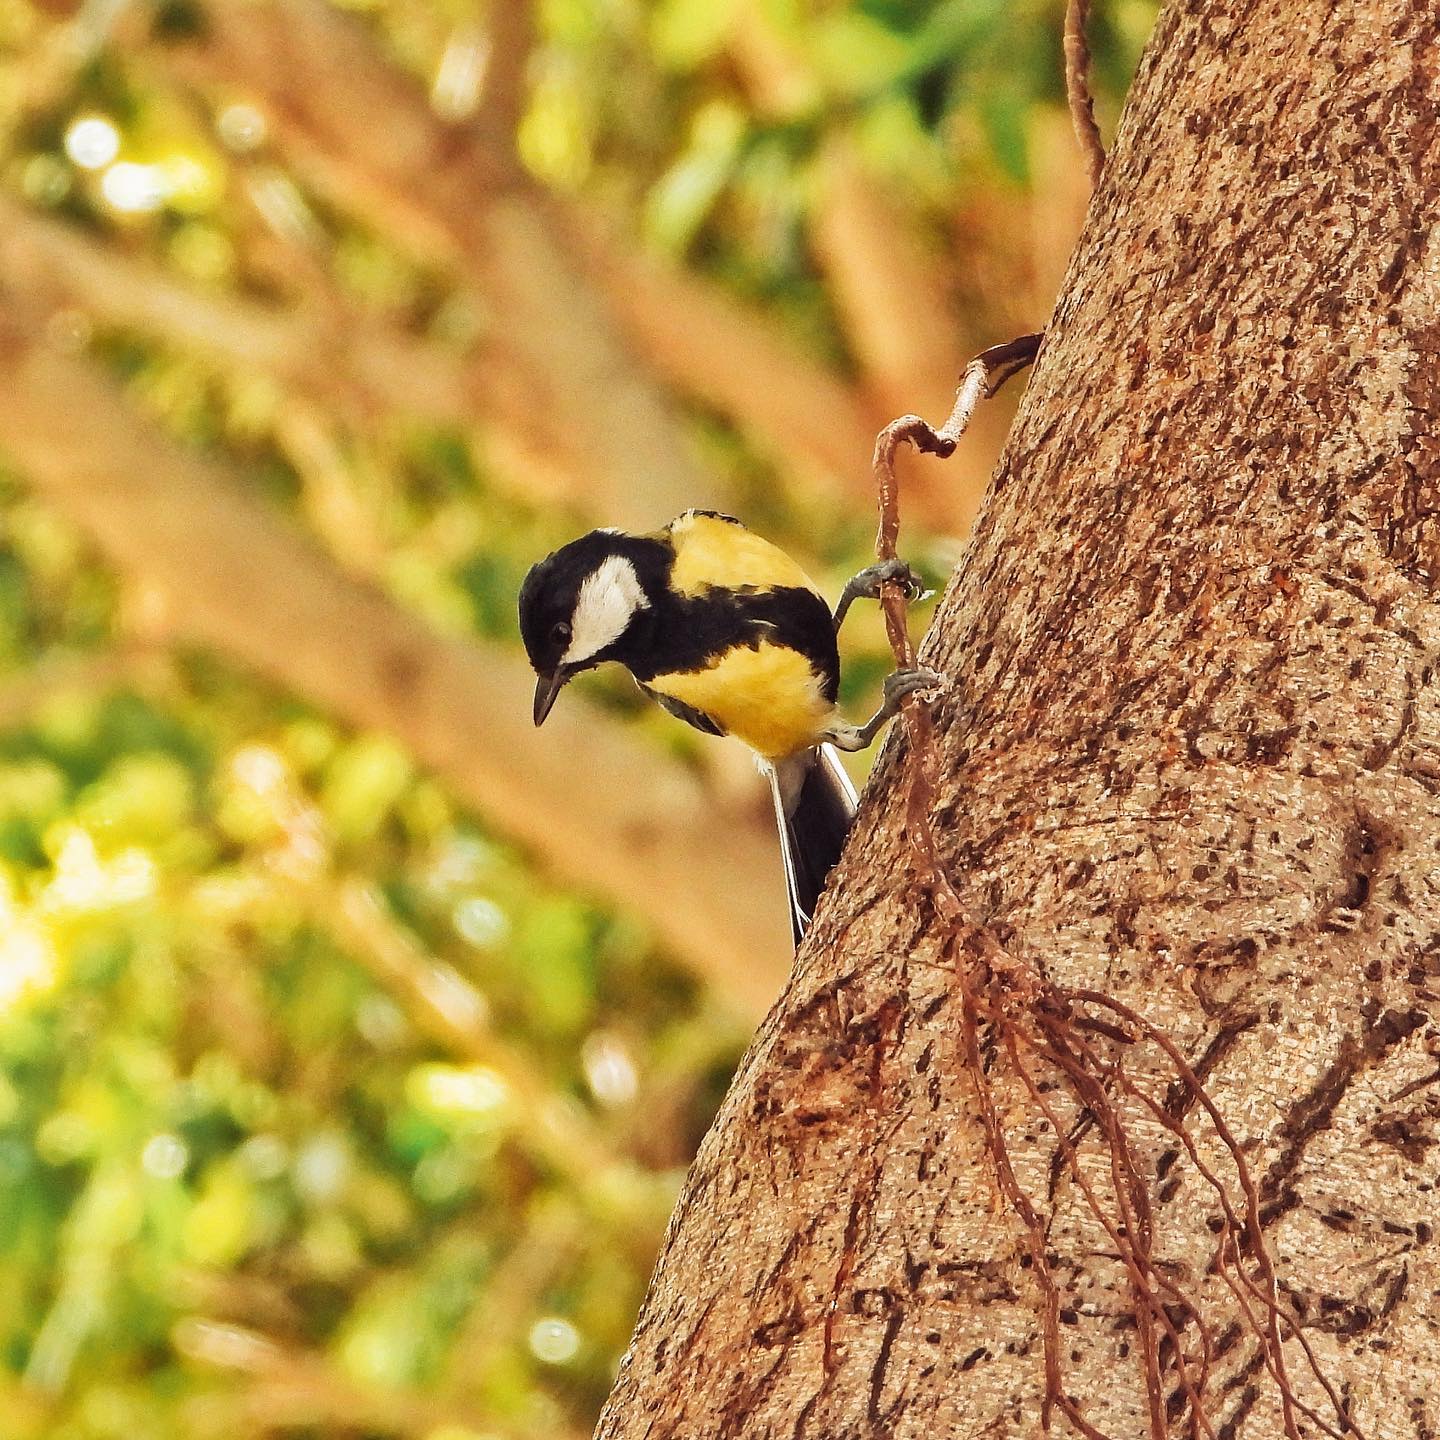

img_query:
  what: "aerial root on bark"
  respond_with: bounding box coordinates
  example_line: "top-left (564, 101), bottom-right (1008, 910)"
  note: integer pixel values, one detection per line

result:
top-left (866, 338), bottom-right (1362, 1440)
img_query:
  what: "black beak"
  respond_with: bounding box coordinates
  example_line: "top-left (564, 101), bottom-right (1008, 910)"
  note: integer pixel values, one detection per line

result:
top-left (533, 668), bottom-right (568, 726)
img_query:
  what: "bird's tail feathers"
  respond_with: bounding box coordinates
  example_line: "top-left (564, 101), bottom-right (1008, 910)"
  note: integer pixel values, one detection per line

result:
top-left (766, 745), bottom-right (858, 946)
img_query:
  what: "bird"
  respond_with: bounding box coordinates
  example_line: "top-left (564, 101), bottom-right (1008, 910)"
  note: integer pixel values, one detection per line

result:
top-left (518, 509), bottom-right (941, 944)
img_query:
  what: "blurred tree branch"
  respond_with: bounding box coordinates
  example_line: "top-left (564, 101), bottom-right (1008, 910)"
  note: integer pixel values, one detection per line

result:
top-left (165, 0), bottom-right (724, 532)
top-left (176, 1317), bottom-right (582, 1440)
top-left (808, 136), bottom-right (1014, 532)
top-left (0, 192), bottom-right (661, 524)
top-left (0, 189), bottom-right (888, 532)
top-left (472, 0), bottom-right (535, 140)
top-left (0, 302), bottom-right (792, 1014)
top-left (811, 136), bottom-right (958, 418)
top-left (729, 3), bottom-right (1009, 528)
top-left (0, 192), bottom-right (465, 414)
top-left (729, 5), bottom-right (959, 421)
top-left (156, 0), bottom-right (959, 526)
top-left (563, 217), bottom-right (883, 505)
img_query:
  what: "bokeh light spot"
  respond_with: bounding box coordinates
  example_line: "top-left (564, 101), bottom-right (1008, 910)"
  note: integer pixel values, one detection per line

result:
top-left (216, 102), bottom-right (268, 152)
top-left (582, 1031), bottom-right (639, 1107)
top-left (64, 115), bottom-right (120, 170)
top-left (0, 921), bottom-right (56, 1011)
top-left (528, 1316), bottom-right (580, 1365)
top-left (238, 1133), bottom-right (289, 1181)
top-left (141, 1132), bottom-right (189, 1180)
top-left (407, 1063), bottom-right (508, 1119)
top-left (100, 162), bottom-right (166, 213)
top-left (293, 1131), bottom-right (351, 1204)
top-left (21, 154), bottom-right (71, 204)
top-left (453, 895), bottom-right (508, 948)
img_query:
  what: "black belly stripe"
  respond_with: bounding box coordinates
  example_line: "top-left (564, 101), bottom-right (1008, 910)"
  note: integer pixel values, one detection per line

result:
top-left (623, 586), bottom-right (840, 705)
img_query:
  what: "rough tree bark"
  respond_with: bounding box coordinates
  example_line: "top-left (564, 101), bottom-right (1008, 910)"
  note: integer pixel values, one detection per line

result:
top-left (597, 1), bottom-right (1440, 1436)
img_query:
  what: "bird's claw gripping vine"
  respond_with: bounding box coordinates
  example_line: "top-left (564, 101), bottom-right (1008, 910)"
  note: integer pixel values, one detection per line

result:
top-left (834, 558), bottom-right (930, 631)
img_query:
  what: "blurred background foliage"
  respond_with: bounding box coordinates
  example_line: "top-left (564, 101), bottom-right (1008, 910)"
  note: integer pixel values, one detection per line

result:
top-left (0, 0), bottom-right (1155, 1436)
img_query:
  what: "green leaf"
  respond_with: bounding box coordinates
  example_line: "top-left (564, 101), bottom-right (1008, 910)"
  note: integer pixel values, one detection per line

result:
top-left (516, 898), bottom-right (596, 1037)
top-left (320, 735), bottom-right (414, 845)
top-left (978, 82), bottom-right (1032, 181)
top-left (811, 13), bottom-right (913, 97)
top-left (649, 0), bottom-right (740, 70)
top-left (644, 101), bottom-right (747, 254)
top-left (75, 752), bottom-right (195, 848)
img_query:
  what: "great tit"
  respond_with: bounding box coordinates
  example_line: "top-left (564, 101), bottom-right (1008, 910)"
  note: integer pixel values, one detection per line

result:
top-left (518, 509), bottom-right (939, 943)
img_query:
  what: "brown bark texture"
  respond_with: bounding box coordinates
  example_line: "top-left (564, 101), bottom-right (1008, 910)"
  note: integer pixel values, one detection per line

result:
top-left (596, 1), bottom-right (1440, 1436)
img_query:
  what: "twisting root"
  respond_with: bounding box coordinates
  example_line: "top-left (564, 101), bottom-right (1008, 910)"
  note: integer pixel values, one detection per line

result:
top-left (871, 332), bottom-right (1044, 923)
top-left (1064, 0), bottom-right (1106, 187)
top-left (870, 337), bottom-right (1365, 1440)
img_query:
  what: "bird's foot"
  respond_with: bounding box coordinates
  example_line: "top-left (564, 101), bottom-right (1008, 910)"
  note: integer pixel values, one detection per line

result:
top-left (829, 667), bottom-right (947, 750)
top-left (882, 665), bottom-right (946, 710)
top-left (834, 558), bottom-right (931, 630)
top-left (851, 557), bottom-right (928, 601)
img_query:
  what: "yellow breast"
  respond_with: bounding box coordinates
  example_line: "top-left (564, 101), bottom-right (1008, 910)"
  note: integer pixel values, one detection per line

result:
top-left (646, 640), bottom-right (835, 760)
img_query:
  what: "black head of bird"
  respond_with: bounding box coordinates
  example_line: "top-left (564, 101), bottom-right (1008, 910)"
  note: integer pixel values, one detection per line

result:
top-left (518, 529), bottom-right (661, 727)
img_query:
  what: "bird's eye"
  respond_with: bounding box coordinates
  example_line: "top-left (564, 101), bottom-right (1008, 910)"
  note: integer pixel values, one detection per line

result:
top-left (550, 621), bottom-right (572, 647)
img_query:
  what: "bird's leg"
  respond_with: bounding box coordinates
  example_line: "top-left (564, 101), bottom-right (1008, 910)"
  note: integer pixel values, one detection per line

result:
top-left (826, 667), bottom-right (945, 751)
top-left (833, 557), bottom-right (929, 632)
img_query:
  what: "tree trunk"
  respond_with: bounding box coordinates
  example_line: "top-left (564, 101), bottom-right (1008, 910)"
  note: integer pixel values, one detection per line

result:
top-left (596, 0), bottom-right (1440, 1435)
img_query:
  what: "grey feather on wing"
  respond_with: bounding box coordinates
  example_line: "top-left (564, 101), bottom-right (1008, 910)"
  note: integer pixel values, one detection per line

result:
top-left (640, 686), bottom-right (726, 737)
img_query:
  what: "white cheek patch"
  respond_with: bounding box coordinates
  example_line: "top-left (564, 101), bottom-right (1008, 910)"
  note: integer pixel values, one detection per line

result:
top-left (563, 555), bottom-right (649, 666)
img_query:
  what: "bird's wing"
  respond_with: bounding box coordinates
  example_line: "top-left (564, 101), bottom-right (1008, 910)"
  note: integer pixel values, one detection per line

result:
top-left (639, 684), bottom-right (726, 737)
top-left (815, 742), bottom-right (859, 810)
top-left (765, 759), bottom-right (812, 946)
